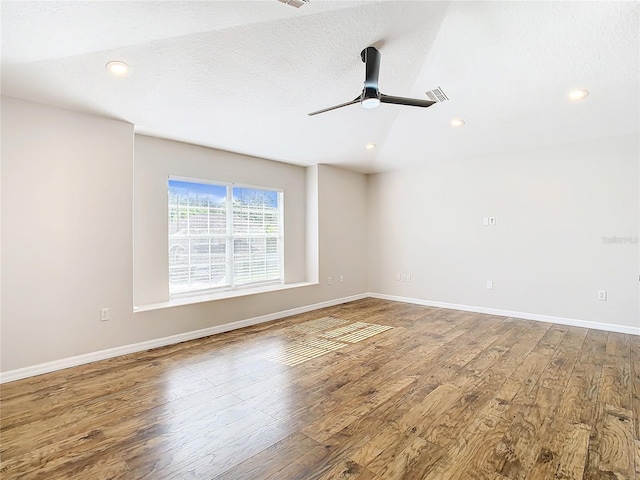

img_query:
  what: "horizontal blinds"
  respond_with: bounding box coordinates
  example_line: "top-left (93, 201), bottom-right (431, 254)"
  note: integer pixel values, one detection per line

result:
top-left (233, 237), bottom-right (282, 286)
top-left (168, 180), bottom-right (283, 296)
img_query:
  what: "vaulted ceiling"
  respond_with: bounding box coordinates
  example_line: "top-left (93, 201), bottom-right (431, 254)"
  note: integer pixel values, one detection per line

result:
top-left (2, 1), bottom-right (638, 173)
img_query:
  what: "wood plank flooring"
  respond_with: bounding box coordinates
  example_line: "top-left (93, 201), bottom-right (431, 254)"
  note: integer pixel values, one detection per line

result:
top-left (1, 298), bottom-right (638, 479)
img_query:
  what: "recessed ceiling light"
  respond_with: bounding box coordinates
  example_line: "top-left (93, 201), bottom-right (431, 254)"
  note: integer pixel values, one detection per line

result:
top-left (365, 143), bottom-right (376, 150)
top-left (569, 89), bottom-right (589, 101)
top-left (450, 118), bottom-right (465, 127)
top-left (106, 61), bottom-right (130, 76)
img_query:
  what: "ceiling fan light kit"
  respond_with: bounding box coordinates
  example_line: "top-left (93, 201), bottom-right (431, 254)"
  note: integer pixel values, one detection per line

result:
top-left (361, 97), bottom-right (381, 109)
top-left (309, 46), bottom-right (437, 116)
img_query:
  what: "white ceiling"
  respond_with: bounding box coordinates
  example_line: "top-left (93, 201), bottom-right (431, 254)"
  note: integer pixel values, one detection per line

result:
top-left (2, 1), bottom-right (638, 173)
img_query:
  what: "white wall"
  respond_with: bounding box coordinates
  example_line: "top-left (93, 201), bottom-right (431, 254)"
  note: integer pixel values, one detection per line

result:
top-left (1, 97), bottom-right (368, 373)
top-left (368, 134), bottom-right (639, 329)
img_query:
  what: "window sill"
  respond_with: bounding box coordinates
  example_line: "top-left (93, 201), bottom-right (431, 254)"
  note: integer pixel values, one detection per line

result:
top-left (133, 281), bottom-right (317, 313)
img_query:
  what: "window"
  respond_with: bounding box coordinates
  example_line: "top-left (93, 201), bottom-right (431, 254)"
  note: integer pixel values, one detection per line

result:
top-left (168, 178), bottom-right (283, 296)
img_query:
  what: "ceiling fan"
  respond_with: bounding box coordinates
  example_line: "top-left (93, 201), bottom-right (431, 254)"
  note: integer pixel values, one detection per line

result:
top-left (308, 46), bottom-right (436, 116)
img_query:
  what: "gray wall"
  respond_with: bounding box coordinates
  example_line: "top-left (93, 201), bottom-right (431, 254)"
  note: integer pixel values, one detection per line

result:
top-left (133, 134), bottom-right (308, 306)
top-left (368, 134), bottom-right (639, 328)
top-left (1, 97), bottom-right (369, 372)
top-left (1, 95), bottom-right (636, 374)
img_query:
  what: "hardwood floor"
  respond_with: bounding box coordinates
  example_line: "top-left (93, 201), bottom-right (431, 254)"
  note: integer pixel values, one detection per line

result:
top-left (1, 298), bottom-right (638, 479)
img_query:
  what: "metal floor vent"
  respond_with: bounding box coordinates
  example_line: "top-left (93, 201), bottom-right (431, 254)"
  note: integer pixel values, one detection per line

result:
top-left (425, 86), bottom-right (449, 103)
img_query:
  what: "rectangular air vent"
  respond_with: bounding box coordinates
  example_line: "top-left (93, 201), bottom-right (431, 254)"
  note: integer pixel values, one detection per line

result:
top-left (277, 0), bottom-right (310, 7)
top-left (426, 86), bottom-right (449, 103)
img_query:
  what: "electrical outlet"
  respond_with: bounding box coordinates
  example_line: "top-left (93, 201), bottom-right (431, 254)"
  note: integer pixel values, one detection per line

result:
top-left (328, 277), bottom-right (332, 285)
top-left (339, 275), bottom-right (344, 283)
top-left (101, 308), bottom-right (110, 321)
top-left (406, 274), bottom-right (411, 282)
top-left (489, 217), bottom-right (496, 226)
top-left (598, 290), bottom-right (607, 301)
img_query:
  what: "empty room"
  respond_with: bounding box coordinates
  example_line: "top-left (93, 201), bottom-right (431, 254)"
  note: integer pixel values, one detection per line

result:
top-left (1, 1), bottom-right (638, 479)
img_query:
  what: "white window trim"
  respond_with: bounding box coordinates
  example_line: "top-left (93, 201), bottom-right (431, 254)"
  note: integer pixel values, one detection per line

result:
top-left (168, 175), bottom-right (284, 299)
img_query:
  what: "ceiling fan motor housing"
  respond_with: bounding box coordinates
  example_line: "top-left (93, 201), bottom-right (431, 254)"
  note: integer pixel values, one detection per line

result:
top-left (363, 87), bottom-right (380, 100)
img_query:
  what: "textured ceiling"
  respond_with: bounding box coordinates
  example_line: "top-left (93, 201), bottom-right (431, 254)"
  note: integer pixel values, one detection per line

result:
top-left (2, 1), bottom-right (638, 173)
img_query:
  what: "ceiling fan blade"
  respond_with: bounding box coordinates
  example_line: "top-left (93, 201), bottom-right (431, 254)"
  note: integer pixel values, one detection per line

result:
top-left (308, 97), bottom-right (360, 116)
top-left (380, 94), bottom-right (436, 108)
top-left (361, 47), bottom-right (381, 89)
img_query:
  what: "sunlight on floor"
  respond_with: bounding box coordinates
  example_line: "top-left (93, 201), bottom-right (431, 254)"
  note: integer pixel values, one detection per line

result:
top-left (264, 317), bottom-right (393, 366)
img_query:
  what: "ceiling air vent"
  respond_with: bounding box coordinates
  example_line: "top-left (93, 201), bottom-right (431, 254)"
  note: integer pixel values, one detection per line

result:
top-left (425, 86), bottom-right (449, 103)
top-left (278, 0), bottom-right (309, 7)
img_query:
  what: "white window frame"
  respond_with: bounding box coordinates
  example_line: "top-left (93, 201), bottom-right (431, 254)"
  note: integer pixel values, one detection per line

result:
top-left (168, 175), bottom-right (284, 299)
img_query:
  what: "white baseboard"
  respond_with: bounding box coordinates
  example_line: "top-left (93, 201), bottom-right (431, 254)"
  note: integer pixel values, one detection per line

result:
top-left (3, 292), bottom-right (637, 383)
top-left (368, 292), bottom-right (640, 336)
top-left (0, 293), bottom-right (368, 384)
